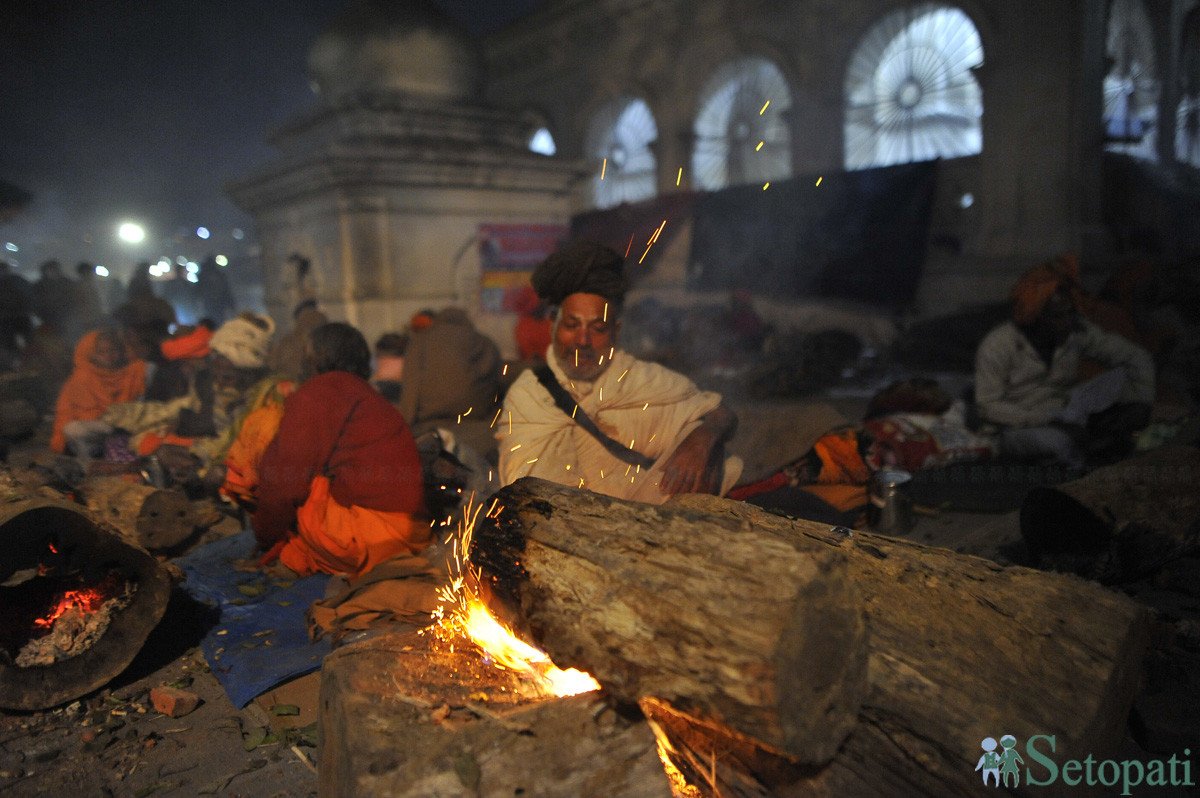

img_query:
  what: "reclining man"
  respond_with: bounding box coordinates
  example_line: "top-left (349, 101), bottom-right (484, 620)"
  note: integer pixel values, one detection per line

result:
top-left (498, 240), bottom-right (741, 503)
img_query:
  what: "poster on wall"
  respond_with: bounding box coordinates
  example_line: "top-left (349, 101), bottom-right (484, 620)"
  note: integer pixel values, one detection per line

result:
top-left (478, 223), bottom-right (568, 313)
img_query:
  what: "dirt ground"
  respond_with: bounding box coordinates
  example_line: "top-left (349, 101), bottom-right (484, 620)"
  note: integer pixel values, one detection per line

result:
top-left (2, 392), bottom-right (1199, 796)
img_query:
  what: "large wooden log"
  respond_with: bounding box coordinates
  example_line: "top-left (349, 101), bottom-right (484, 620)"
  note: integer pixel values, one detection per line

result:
top-left (80, 476), bottom-right (194, 551)
top-left (475, 478), bottom-right (869, 766)
top-left (318, 630), bottom-right (673, 798)
top-left (1021, 445), bottom-right (1200, 582)
top-left (666, 494), bottom-right (1151, 796)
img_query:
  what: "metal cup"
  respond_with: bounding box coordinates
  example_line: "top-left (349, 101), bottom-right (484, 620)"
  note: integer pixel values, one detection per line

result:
top-left (868, 468), bottom-right (914, 535)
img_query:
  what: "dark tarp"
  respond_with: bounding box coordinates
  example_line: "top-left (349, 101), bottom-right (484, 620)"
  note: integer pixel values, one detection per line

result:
top-left (687, 161), bottom-right (937, 308)
top-left (570, 191), bottom-right (699, 273)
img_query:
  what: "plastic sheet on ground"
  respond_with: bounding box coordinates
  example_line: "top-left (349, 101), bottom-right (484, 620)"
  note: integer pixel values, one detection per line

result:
top-left (175, 529), bottom-right (331, 708)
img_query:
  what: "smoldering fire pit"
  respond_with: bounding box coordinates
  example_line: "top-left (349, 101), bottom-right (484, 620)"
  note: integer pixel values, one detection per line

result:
top-left (0, 495), bottom-right (173, 711)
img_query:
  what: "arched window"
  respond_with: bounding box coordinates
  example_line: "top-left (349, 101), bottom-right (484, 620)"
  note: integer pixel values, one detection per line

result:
top-left (585, 97), bottom-right (658, 209)
top-left (844, 4), bottom-right (983, 170)
top-left (1176, 8), bottom-right (1200, 168)
top-left (1104, 0), bottom-right (1160, 159)
top-left (691, 57), bottom-right (793, 191)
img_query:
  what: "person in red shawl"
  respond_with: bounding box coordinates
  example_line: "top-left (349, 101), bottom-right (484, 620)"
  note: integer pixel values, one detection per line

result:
top-left (253, 322), bottom-right (428, 578)
top-left (51, 326), bottom-right (146, 456)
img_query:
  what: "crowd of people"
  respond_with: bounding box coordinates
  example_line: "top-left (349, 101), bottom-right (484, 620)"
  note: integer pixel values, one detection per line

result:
top-left (5, 241), bottom-right (1178, 590)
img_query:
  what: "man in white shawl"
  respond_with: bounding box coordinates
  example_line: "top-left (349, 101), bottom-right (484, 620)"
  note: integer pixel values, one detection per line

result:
top-left (499, 241), bottom-right (741, 504)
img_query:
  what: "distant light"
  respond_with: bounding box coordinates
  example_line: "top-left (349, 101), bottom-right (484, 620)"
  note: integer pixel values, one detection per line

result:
top-left (196, 226), bottom-right (210, 239)
top-left (959, 192), bottom-right (975, 209)
top-left (231, 228), bottom-right (244, 240)
top-left (529, 128), bottom-right (557, 156)
top-left (186, 261), bottom-right (199, 274)
top-left (4, 242), bottom-right (17, 253)
top-left (117, 222), bottom-right (146, 244)
top-left (158, 257), bottom-right (171, 268)
top-left (186, 273), bottom-right (199, 284)
top-left (176, 256), bottom-right (188, 266)
top-left (214, 254), bottom-right (228, 266)
top-left (149, 264), bottom-right (168, 277)
top-left (95, 265), bottom-right (110, 278)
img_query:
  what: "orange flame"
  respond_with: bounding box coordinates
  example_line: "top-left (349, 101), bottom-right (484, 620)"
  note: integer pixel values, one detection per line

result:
top-left (428, 496), bottom-right (599, 698)
top-left (33, 585), bottom-right (110, 629)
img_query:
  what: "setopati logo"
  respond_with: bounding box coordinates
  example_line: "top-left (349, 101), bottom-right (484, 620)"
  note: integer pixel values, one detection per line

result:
top-left (975, 735), bottom-right (1195, 795)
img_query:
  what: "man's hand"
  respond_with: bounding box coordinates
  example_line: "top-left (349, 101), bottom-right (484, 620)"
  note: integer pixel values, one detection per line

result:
top-left (659, 427), bottom-right (722, 496)
top-left (658, 405), bottom-right (737, 496)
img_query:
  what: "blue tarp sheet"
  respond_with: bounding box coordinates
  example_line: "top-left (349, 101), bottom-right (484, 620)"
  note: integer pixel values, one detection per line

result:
top-left (174, 529), bottom-right (331, 708)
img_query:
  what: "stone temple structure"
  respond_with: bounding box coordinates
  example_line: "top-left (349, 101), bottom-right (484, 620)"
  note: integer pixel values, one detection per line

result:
top-left (232, 0), bottom-right (1200, 355)
top-left (227, 1), bottom-right (584, 353)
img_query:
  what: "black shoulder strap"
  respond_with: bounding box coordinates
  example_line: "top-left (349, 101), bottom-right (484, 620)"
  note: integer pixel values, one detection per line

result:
top-left (532, 364), bottom-right (655, 470)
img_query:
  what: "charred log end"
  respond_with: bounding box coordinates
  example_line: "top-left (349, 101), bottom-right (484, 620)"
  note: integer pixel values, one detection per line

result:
top-left (472, 504), bottom-right (529, 610)
top-left (1021, 486), bottom-right (1111, 557)
top-left (0, 500), bottom-right (173, 710)
top-left (138, 489), bottom-right (194, 550)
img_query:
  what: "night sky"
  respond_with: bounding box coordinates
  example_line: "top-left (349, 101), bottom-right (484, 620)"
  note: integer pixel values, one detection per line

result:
top-left (0, 0), bottom-right (540, 282)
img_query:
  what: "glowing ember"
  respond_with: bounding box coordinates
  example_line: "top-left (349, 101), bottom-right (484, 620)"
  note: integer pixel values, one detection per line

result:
top-left (34, 584), bottom-right (113, 628)
top-left (428, 497), bottom-right (599, 699)
top-left (648, 719), bottom-right (702, 798)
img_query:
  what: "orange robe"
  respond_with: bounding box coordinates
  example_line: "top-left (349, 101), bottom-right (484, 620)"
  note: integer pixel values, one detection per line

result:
top-left (51, 331), bottom-right (146, 452)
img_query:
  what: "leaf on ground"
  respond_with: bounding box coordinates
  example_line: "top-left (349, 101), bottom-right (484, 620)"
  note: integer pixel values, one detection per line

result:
top-left (242, 726), bottom-right (268, 751)
top-left (166, 675), bottom-right (194, 690)
top-left (273, 580), bottom-right (294, 589)
top-left (270, 704), bottom-right (300, 716)
top-left (276, 601), bottom-right (291, 607)
top-left (285, 723), bottom-right (318, 748)
top-left (237, 584), bottom-right (266, 597)
top-left (251, 629), bottom-right (274, 638)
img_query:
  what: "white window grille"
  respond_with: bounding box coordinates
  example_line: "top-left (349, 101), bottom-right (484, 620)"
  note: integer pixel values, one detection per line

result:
top-left (844, 3), bottom-right (983, 170)
top-left (691, 57), bottom-right (793, 190)
top-left (585, 97), bottom-right (658, 209)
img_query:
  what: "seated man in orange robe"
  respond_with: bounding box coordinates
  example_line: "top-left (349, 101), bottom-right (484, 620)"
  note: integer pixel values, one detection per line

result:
top-left (51, 326), bottom-right (147, 456)
top-left (252, 322), bottom-right (428, 578)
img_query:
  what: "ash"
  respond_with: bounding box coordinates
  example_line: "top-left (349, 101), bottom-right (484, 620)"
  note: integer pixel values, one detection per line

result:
top-left (16, 583), bottom-right (137, 668)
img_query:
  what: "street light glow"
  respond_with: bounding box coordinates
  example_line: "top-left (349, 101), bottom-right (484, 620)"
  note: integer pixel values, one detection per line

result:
top-left (95, 265), bottom-right (110, 277)
top-left (117, 222), bottom-right (146, 244)
top-left (214, 254), bottom-right (228, 266)
top-left (196, 226), bottom-right (210, 239)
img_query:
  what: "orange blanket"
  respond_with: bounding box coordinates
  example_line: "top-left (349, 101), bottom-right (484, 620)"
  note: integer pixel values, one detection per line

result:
top-left (277, 475), bottom-right (431, 579)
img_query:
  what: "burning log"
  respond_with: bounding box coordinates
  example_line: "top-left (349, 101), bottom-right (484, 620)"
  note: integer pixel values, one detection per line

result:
top-left (1021, 445), bottom-right (1200, 582)
top-left (664, 494), bottom-right (1150, 796)
top-left (0, 494), bottom-right (173, 710)
top-left (80, 475), bottom-right (195, 551)
top-left (318, 630), bottom-right (674, 798)
top-left (473, 478), bottom-right (869, 766)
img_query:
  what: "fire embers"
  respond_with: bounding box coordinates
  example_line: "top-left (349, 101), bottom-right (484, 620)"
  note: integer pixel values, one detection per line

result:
top-left (1, 565), bottom-right (137, 669)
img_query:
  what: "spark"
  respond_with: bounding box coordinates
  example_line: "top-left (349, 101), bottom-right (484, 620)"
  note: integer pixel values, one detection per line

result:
top-left (816, 176), bottom-right (823, 187)
top-left (601, 157), bottom-right (607, 180)
top-left (600, 470), bottom-right (605, 479)
top-left (636, 464), bottom-right (641, 474)
top-left (609, 347), bottom-right (614, 359)
top-left (457, 415), bottom-right (462, 424)
top-left (502, 364), bottom-right (509, 376)
top-left (642, 402), bottom-right (649, 410)
top-left (629, 438), bottom-right (636, 448)
top-left (571, 404), bottom-right (578, 418)
top-left (625, 233), bottom-right (634, 258)
top-left (463, 406), bottom-right (473, 417)
top-left (508, 410), bottom-right (512, 434)
top-left (490, 407), bottom-right (503, 428)
top-left (649, 433), bottom-right (657, 442)
top-left (618, 369), bottom-right (629, 382)
top-left (575, 348), bottom-right (579, 367)
top-left (565, 464), bottom-right (572, 471)
top-left (603, 302), bottom-right (608, 322)
top-left (525, 458), bottom-right (539, 464)
top-left (759, 99), bottom-right (771, 115)
top-left (625, 464), bottom-right (632, 477)
top-left (578, 477), bottom-right (585, 488)
top-left (763, 182), bottom-right (770, 190)
top-left (676, 167), bottom-right (683, 186)
top-left (599, 387), bottom-right (604, 401)
top-left (755, 141), bottom-right (764, 152)
top-left (488, 469), bottom-right (493, 482)
top-left (510, 444), bottom-right (522, 452)
top-left (598, 355), bottom-right (605, 366)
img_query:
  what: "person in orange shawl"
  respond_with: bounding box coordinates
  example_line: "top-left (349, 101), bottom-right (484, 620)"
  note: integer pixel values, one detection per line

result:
top-left (974, 255), bottom-right (1155, 467)
top-left (252, 322), bottom-right (427, 578)
top-left (51, 327), bottom-right (146, 456)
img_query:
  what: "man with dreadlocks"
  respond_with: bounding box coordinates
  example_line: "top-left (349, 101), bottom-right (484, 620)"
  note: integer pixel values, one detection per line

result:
top-left (498, 240), bottom-right (741, 504)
